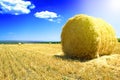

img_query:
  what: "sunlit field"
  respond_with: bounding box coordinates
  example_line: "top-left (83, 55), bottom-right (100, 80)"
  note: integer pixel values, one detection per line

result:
top-left (0, 43), bottom-right (120, 80)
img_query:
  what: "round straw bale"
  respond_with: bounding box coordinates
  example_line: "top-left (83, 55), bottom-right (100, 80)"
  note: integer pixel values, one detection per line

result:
top-left (61, 14), bottom-right (117, 59)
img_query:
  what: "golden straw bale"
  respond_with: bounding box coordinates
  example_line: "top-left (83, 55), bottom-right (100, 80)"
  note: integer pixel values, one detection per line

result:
top-left (61, 14), bottom-right (117, 59)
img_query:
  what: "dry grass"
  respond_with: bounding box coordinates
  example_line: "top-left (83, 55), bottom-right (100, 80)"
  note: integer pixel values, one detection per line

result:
top-left (0, 43), bottom-right (120, 80)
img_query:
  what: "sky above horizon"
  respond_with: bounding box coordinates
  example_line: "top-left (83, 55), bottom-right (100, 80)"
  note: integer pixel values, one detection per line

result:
top-left (0, 0), bottom-right (120, 41)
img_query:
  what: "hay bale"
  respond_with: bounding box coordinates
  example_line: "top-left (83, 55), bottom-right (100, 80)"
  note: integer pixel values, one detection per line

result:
top-left (61, 14), bottom-right (117, 59)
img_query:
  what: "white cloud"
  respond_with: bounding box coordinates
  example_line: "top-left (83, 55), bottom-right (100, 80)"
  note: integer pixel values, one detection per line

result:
top-left (48, 18), bottom-right (54, 22)
top-left (48, 18), bottom-right (62, 23)
top-left (0, 0), bottom-right (35, 15)
top-left (34, 11), bottom-right (58, 18)
top-left (34, 11), bottom-right (61, 23)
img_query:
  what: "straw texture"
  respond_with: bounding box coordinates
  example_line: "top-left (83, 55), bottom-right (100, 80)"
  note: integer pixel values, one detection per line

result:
top-left (61, 14), bottom-right (117, 59)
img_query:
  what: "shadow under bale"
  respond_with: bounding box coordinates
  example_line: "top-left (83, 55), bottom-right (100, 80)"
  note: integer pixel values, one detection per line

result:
top-left (54, 51), bottom-right (119, 62)
top-left (54, 54), bottom-right (93, 62)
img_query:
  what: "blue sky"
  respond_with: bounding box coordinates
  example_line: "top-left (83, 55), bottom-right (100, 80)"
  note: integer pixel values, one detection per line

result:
top-left (0, 0), bottom-right (120, 41)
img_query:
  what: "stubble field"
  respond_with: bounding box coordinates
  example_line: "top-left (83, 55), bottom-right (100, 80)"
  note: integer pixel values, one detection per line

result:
top-left (0, 43), bottom-right (120, 80)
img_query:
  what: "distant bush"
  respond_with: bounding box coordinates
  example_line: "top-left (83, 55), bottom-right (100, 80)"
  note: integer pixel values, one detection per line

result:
top-left (118, 38), bottom-right (120, 42)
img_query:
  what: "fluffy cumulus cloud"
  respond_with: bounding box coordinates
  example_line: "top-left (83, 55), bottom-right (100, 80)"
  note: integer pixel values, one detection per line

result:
top-left (0, 0), bottom-right (35, 15)
top-left (34, 11), bottom-right (61, 23)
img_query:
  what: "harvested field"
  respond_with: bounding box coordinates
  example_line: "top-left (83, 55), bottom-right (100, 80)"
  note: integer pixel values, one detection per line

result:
top-left (0, 43), bottom-right (120, 80)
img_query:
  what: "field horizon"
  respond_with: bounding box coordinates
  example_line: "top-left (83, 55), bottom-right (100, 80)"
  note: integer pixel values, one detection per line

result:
top-left (0, 40), bottom-right (61, 44)
top-left (0, 38), bottom-right (120, 44)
